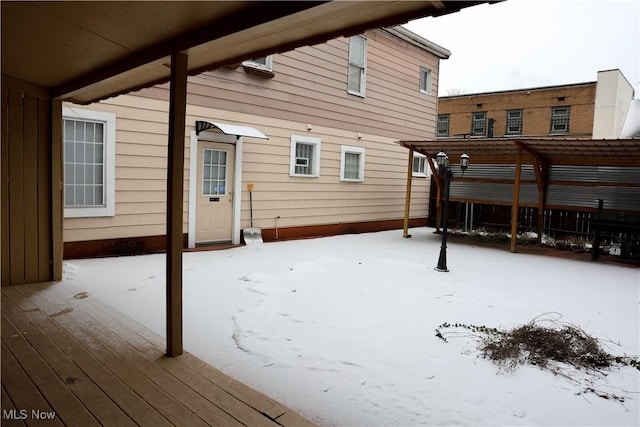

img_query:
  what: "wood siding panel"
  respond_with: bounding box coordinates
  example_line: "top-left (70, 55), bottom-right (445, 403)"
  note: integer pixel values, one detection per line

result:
top-left (2, 82), bottom-right (54, 285)
top-left (8, 89), bottom-right (25, 284)
top-left (23, 95), bottom-right (40, 283)
top-left (1, 87), bottom-right (10, 286)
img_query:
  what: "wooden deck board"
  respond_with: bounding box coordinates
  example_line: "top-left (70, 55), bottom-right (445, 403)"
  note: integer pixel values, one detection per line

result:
top-left (1, 293), bottom-right (136, 427)
top-left (1, 310), bottom-right (98, 427)
top-left (13, 286), bottom-right (216, 427)
top-left (1, 385), bottom-right (27, 427)
top-left (0, 342), bottom-right (62, 427)
top-left (1, 282), bottom-right (315, 427)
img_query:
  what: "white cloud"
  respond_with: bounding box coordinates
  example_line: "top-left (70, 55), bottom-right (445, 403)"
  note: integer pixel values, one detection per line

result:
top-left (404, 0), bottom-right (640, 97)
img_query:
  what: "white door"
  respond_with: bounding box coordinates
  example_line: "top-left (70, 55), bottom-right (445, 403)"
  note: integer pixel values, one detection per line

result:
top-left (195, 141), bottom-right (234, 243)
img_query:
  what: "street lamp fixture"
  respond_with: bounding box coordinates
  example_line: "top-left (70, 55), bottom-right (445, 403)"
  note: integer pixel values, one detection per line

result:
top-left (435, 151), bottom-right (470, 272)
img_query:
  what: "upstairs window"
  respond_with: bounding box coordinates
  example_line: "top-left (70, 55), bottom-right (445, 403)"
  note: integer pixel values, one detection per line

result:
top-left (506, 109), bottom-right (523, 135)
top-left (290, 135), bottom-right (321, 177)
top-left (242, 55), bottom-right (274, 77)
top-left (419, 67), bottom-right (433, 94)
top-left (63, 107), bottom-right (116, 218)
top-left (340, 145), bottom-right (365, 182)
top-left (242, 56), bottom-right (273, 71)
top-left (347, 36), bottom-right (367, 96)
top-left (550, 107), bottom-right (570, 134)
top-left (437, 114), bottom-right (450, 137)
top-left (471, 111), bottom-right (487, 136)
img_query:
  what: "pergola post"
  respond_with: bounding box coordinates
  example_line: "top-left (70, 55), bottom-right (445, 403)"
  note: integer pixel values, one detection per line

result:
top-left (166, 51), bottom-right (188, 357)
top-left (510, 145), bottom-right (523, 252)
top-left (403, 147), bottom-right (414, 238)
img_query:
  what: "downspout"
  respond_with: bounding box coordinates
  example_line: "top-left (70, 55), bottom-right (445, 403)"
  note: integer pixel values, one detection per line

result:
top-left (232, 136), bottom-right (243, 245)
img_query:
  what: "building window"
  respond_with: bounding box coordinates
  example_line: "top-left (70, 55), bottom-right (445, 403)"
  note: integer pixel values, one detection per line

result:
top-left (471, 111), bottom-right (487, 136)
top-left (340, 145), bottom-right (365, 182)
top-left (63, 107), bottom-right (115, 218)
top-left (202, 149), bottom-right (227, 195)
top-left (437, 114), bottom-right (450, 137)
top-left (290, 135), bottom-right (321, 177)
top-left (242, 55), bottom-right (274, 77)
top-left (506, 110), bottom-right (523, 135)
top-left (412, 152), bottom-right (428, 177)
top-left (347, 35), bottom-right (367, 96)
top-left (419, 67), bottom-right (432, 94)
top-left (550, 107), bottom-right (570, 134)
top-left (242, 55), bottom-right (273, 71)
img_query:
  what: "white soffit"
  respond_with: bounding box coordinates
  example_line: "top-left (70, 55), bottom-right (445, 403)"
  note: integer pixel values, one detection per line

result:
top-left (195, 120), bottom-right (268, 139)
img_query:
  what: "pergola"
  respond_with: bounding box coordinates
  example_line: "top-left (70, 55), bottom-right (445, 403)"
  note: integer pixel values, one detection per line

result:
top-left (2, 1), bottom-right (490, 357)
top-left (399, 137), bottom-right (640, 252)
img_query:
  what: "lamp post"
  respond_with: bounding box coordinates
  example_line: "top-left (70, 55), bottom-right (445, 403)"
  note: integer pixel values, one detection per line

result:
top-left (435, 151), bottom-right (470, 272)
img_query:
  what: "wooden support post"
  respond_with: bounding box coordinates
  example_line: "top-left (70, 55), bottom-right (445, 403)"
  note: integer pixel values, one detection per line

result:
top-left (166, 52), bottom-right (188, 357)
top-left (403, 147), bottom-right (414, 238)
top-left (510, 145), bottom-right (523, 252)
top-left (51, 99), bottom-right (63, 281)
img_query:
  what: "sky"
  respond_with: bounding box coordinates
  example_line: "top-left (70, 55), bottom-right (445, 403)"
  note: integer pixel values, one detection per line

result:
top-left (65, 228), bottom-right (639, 426)
top-left (404, 0), bottom-right (640, 97)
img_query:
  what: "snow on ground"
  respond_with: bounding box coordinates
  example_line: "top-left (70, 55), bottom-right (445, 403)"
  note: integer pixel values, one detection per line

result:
top-left (64, 227), bottom-right (639, 426)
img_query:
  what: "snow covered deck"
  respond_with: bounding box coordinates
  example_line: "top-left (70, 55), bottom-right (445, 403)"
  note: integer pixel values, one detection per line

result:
top-left (1, 281), bottom-right (314, 427)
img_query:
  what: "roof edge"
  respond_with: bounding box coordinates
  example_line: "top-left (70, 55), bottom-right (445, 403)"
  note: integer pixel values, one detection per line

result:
top-left (384, 26), bottom-right (451, 59)
top-left (440, 80), bottom-right (597, 99)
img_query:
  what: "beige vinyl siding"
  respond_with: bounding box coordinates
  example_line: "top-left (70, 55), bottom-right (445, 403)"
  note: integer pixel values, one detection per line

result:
top-left (187, 107), bottom-right (429, 230)
top-left (144, 28), bottom-right (439, 141)
top-left (63, 95), bottom-right (190, 242)
top-left (63, 27), bottom-right (437, 243)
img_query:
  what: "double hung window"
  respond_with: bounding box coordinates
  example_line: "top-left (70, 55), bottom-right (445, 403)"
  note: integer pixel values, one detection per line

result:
top-left (419, 67), bottom-right (433, 94)
top-left (550, 107), bottom-right (570, 134)
top-left (347, 36), bottom-right (367, 96)
top-left (471, 111), bottom-right (487, 136)
top-left (506, 110), bottom-right (523, 135)
top-left (437, 114), bottom-right (450, 137)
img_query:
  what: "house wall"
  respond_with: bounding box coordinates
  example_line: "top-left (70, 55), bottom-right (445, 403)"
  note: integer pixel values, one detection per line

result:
top-left (593, 69), bottom-right (635, 138)
top-left (439, 83), bottom-right (597, 138)
top-left (63, 28), bottom-right (439, 253)
top-left (143, 29), bottom-right (441, 140)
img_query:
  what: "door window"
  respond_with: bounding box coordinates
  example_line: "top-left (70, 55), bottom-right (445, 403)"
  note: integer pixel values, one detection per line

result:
top-left (202, 149), bottom-right (227, 195)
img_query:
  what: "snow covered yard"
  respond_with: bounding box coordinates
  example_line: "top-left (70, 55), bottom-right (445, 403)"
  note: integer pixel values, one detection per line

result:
top-left (63, 227), bottom-right (639, 426)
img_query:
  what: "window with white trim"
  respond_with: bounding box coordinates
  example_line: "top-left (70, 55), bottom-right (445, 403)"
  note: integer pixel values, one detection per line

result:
top-left (242, 55), bottom-right (273, 72)
top-left (347, 35), bottom-right (367, 96)
top-left (340, 145), bottom-right (365, 182)
top-left (63, 107), bottom-right (115, 218)
top-left (550, 106), bottom-right (570, 134)
top-left (412, 152), bottom-right (428, 177)
top-left (419, 67), bottom-right (433, 94)
top-left (290, 135), bottom-right (321, 177)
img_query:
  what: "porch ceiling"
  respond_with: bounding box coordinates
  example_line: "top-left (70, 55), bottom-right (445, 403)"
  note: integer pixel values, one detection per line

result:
top-left (2, 1), bottom-right (487, 105)
top-left (399, 137), bottom-right (640, 167)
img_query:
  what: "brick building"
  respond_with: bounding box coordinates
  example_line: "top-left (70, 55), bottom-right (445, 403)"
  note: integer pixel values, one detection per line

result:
top-left (436, 69), bottom-right (635, 139)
